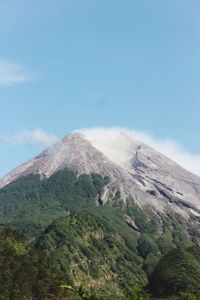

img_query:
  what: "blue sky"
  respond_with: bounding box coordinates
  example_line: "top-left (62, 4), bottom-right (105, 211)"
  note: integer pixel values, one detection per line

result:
top-left (0, 0), bottom-right (200, 176)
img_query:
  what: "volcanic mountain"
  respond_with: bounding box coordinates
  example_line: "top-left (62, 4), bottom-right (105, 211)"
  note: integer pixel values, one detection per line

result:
top-left (0, 131), bottom-right (200, 221)
top-left (0, 130), bottom-right (200, 296)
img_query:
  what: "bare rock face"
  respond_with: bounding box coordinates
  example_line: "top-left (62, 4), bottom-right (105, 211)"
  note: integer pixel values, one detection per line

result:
top-left (0, 132), bottom-right (200, 222)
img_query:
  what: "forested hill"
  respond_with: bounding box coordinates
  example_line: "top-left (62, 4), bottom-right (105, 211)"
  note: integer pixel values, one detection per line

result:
top-left (0, 169), bottom-right (108, 238)
top-left (148, 246), bottom-right (200, 299)
top-left (0, 167), bottom-right (199, 299)
top-left (0, 217), bottom-right (200, 299)
top-left (0, 228), bottom-right (70, 299)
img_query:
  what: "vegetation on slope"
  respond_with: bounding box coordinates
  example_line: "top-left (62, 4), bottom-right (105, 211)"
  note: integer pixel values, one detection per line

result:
top-left (35, 211), bottom-right (147, 297)
top-left (0, 228), bottom-right (74, 300)
top-left (0, 216), bottom-right (199, 299)
top-left (0, 168), bottom-right (199, 299)
top-left (0, 170), bottom-right (107, 238)
top-left (35, 209), bottom-right (200, 299)
top-left (148, 246), bottom-right (200, 299)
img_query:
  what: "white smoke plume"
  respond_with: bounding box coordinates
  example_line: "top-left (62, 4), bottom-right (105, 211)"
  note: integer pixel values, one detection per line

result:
top-left (78, 127), bottom-right (200, 176)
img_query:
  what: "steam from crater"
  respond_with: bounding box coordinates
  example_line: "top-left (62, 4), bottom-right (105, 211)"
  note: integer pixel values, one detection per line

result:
top-left (77, 127), bottom-right (200, 176)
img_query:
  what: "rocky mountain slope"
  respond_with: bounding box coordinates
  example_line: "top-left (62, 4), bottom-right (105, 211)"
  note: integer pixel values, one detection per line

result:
top-left (0, 131), bottom-right (200, 221)
top-left (0, 131), bottom-right (200, 298)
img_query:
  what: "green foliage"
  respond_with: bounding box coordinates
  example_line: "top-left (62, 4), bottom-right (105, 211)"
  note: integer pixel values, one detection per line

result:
top-left (172, 225), bottom-right (193, 248)
top-left (137, 234), bottom-right (159, 259)
top-left (0, 170), bottom-right (107, 238)
top-left (126, 202), bottom-right (159, 238)
top-left (126, 286), bottom-right (150, 300)
top-left (157, 234), bottom-right (174, 254)
top-left (91, 174), bottom-right (106, 194)
top-left (0, 228), bottom-right (70, 300)
top-left (0, 168), bottom-right (198, 299)
top-left (126, 203), bottom-right (149, 233)
top-left (0, 225), bottom-right (198, 300)
top-left (166, 293), bottom-right (198, 300)
top-left (148, 246), bottom-right (200, 299)
top-left (143, 253), bottom-right (159, 276)
top-left (35, 211), bottom-right (147, 296)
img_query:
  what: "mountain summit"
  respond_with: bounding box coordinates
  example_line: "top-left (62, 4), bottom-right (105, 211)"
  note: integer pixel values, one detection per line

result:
top-left (0, 131), bottom-right (200, 220)
top-left (0, 130), bottom-right (200, 295)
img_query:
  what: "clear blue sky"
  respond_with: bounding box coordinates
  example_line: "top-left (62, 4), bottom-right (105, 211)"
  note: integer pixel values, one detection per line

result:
top-left (0, 0), bottom-right (200, 176)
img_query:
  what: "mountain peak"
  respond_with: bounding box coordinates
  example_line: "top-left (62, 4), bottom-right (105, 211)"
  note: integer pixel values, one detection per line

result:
top-left (0, 131), bottom-right (200, 220)
top-left (62, 132), bottom-right (85, 142)
top-left (0, 131), bottom-right (124, 189)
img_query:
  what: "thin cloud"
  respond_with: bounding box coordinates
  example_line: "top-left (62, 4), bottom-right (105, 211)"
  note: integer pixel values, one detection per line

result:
top-left (3, 129), bottom-right (58, 145)
top-left (2, 127), bottom-right (200, 176)
top-left (79, 127), bottom-right (200, 177)
top-left (0, 59), bottom-right (32, 87)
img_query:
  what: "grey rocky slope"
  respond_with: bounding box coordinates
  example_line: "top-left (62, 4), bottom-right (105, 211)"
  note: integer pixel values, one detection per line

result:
top-left (0, 132), bottom-right (200, 221)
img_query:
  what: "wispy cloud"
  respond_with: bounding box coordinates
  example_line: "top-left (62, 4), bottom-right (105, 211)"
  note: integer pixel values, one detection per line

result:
top-left (2, 127), bottom-right (200, 176)
top-left (3, 129), bottom-right (58, 145)
top-left (79, 127), bottom-right (200, 176)
top-left (0, 59), bottom-right (32, 87)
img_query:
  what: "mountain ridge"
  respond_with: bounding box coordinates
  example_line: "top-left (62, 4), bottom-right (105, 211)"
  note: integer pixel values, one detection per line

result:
top-left (0, 131), bottom-right (200, 221)
top-left (0, 131), bottom-right (199, 297)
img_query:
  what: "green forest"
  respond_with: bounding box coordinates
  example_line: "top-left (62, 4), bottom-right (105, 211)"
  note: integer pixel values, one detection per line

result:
top-left (0, 169), bottom-right (199, 299)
